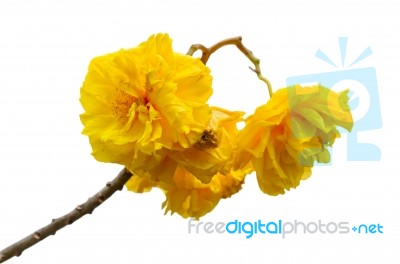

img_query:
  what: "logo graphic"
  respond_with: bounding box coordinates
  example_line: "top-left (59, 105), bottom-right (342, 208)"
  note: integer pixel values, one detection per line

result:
top-left (187, 218), bottom-right (384, 239)
top-left (286, 37), bottom-right (382, 161)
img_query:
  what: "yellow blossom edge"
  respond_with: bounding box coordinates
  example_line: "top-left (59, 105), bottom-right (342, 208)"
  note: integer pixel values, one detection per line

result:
top-left (125, 164), bottom-right (252, 219)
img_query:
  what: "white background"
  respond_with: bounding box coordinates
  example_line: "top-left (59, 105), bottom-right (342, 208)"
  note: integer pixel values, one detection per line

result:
top-left (1, 0), bottom-right (399, 263)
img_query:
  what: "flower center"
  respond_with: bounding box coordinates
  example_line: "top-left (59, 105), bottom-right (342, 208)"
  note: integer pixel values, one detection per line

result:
top-left (112, 81), bottom-right (153, 124)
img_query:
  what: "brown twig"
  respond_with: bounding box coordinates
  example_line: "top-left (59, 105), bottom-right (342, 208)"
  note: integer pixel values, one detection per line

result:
top-left (186, 36), bottom-right (273, 97)
top-left (0, 168), bottom-right (133, 263)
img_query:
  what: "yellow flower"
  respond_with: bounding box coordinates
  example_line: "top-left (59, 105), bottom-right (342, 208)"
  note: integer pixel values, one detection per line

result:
top-left (236, 84), bottom-right (353, 195)
top-left (80, 33), bottom-right (213, 171)
top-left (125, 106), bottom-right (251, 219)
top-left (168, 107), bottom-right (245, 183)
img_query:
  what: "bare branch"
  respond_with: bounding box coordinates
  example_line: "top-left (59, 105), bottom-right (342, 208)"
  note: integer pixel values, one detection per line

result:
top-left (186, 43), bottom-right (209, 62)
top-left (186, 36), bottom-right (273, 97)
top-left (0, 168), bottom-right (133, 263)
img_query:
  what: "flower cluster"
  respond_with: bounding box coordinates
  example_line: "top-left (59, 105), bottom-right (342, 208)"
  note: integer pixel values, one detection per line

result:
top-left (80, 33), bottom-right (353, 219)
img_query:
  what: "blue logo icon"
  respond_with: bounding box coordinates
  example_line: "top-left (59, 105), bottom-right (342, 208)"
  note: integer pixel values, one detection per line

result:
top-left (287, 37), bottom-right (382, 161)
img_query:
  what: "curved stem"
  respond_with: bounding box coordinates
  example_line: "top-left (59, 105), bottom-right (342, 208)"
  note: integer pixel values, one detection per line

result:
top-left (186, 36), bottom-right (273, 97)
top-left (0, 168), bottom-right (133, 263)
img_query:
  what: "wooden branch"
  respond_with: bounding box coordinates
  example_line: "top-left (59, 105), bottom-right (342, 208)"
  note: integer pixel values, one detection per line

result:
top-left (0, 168), bottom-right (133, 263)
top-left (186, 36), bottom-right (273, 97)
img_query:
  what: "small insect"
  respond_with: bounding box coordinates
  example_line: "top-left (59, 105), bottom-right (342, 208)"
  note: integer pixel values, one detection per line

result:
top-left (195, 129), bottom-right (220, 150)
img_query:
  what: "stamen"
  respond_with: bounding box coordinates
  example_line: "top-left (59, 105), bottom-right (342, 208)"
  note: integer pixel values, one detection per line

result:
top-left (195, 129), bottom-right (220, 149)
